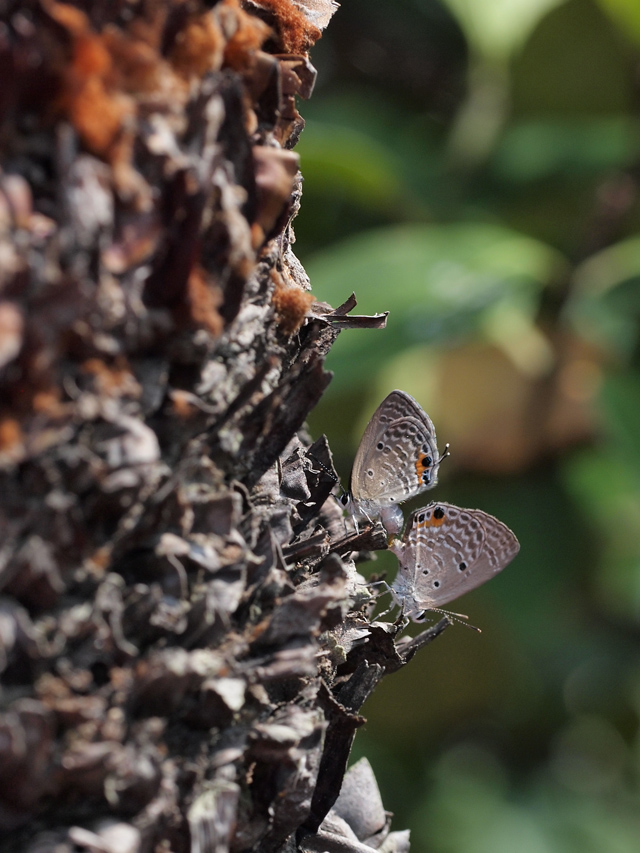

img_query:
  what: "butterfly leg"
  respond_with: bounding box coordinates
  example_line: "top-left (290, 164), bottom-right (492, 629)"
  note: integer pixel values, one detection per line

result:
top-left (373, 603), bottom-right (397, 621)
top-left (354, 505), bottom-right (378, 536)
top-left (392, 608), bottom-right (410, 631)
top-left (370, 582), bottom-right (395, 620)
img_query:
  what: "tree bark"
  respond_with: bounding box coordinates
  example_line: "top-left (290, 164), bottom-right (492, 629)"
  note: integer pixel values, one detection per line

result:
top-left (0, 2), bottom-right (448, 851)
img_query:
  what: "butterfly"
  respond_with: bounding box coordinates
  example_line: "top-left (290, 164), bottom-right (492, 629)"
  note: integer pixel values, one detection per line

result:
top-left (389, 502), bottom-right (520, 621)
top-left (340, 390), bottom-right (448, 535)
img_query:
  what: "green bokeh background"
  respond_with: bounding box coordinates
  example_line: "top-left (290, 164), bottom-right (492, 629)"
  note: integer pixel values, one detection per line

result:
top-left (295, 1), bottom-right (640, 850)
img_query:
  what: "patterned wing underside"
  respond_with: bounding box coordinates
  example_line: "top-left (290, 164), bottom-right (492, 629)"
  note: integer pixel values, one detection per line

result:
top-left (351, 392), bottom-right (436, 470)
top-left (351, 416), bottom-right (439, 503)
top-left (392, 503), bottom-right (520, 611)
top-left (370, 390), bottom-right (437, 434)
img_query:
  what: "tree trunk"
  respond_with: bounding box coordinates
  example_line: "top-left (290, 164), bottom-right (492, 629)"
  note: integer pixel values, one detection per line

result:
top-left (0, 2), bottom-right (448, 851)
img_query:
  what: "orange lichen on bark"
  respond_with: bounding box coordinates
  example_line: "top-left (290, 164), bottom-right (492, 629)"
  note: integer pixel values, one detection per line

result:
top-left (48, 3), bottom-right (183, 159)
top-left (48, 3), bottom-right (134, 155)
top-left (64, 76), bottom-right (132, 155)
top-left (187, 266), bottom-right (225, 337)
top-left (101, 28), bottom-right (168, 95)
top-left (45, 0), bottom-right (297, 161)
top-left (254, 0), bottom-right (322, 53)
top-left (32, 389), bottom-right (64, 415)
top-left (82, 358), bottom-right (142, 399)
top-left (171, 390), bottom-right (198, 419)
top-left (0, 418), bottom-right (23, 451)
top-left (271, 270), bottom-right (314, 335)
top-left (170, 13), bottom-right (225, 79)
top-left (220, 0), bottom-right (272, 70)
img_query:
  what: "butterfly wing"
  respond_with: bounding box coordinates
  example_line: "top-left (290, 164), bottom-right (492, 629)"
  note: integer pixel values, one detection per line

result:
top-left (369, 390), bottom-right (437, 431)
top-left (392, 502), bottom-right (519, 613)
top-left (351, 391), bottom-right (441, 505)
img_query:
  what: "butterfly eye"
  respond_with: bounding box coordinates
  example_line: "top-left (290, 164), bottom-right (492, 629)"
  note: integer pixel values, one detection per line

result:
top-left (339, 494), bottom-right (349, 506)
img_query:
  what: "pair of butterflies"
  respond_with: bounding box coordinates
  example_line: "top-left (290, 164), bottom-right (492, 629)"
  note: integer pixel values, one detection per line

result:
top-left (341, 390), bottom-right (520, 622)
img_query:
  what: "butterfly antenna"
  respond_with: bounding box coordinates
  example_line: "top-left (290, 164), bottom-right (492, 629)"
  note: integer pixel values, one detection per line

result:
top-left (438, 443), bottom-right (451, 464)
top-left (413, 607), bottom-right (480, 632)
top-left (432, 607), bottom-right (481, 632)
top-left (307, 450), bottom-right (340, 485)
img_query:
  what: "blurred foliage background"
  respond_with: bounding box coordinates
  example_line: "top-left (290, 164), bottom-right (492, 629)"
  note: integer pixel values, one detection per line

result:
top-left (296, 0), bottom-right (640, 850)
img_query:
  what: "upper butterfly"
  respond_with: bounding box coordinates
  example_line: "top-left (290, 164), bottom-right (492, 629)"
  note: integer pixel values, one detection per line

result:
top-left (341, 390), bottom-right (448, 535)
top-left (389, 502), bottom-right (520, 622)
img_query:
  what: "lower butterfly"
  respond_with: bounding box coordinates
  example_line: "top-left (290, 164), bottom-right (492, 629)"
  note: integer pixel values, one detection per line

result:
top-left (389, 502), bottom-right (520, 622)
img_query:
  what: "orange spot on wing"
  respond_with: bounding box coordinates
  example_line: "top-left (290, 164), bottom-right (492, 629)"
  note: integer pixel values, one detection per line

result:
top-left (414, 453), bottom-right (431, 479)
top-left (417, 513), bottom-right (446, 529)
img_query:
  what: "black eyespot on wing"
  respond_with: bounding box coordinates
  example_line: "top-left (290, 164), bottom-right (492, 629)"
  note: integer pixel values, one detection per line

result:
top-left (459, 562), bottom-right (467, 571)
top-left (422, 456), bottom-right (432, 467)
top-left (422, 569), bottom-right (429, 575)
top-left (377, 441), bottom-right (384, 450)
top-left (367, 469), bottom-right (374, 477)
top-left (422, 471), bottom-right (430, 483)
top-left (433, 580), bottom-right (440, 588)
top-left (418, 513), bottom-right (425, 522)
top-left (434, 507), bottom-right (445, 520)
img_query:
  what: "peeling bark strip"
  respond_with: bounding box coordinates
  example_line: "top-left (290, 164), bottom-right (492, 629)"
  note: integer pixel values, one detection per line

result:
top-left (0, 2), bottom-right (448, 852)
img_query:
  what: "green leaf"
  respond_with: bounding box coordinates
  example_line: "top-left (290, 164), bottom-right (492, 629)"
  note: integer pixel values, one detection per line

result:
top-left (595, 0), bottom-right (640, 46)
top-left (306, 222), bottom-right (563, 391)
top-left (567, 237), bottom-right (640, 358)
top-left (440, 0), bottom-right (567, 60)
top-left (297, 122), bottom-right (411, 213)
top-left (601, 373), bottom-right (640, 482)
top-left (493, 118), bottom-right (640, 182)
top-left (572, 236), bottom-right (640, 295)
top-left (563, 444), bottom-right (640, 622)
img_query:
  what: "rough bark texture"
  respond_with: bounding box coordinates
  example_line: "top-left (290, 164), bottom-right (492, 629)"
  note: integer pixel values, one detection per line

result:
top-left (0, 2), bottom-right (448, 851)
